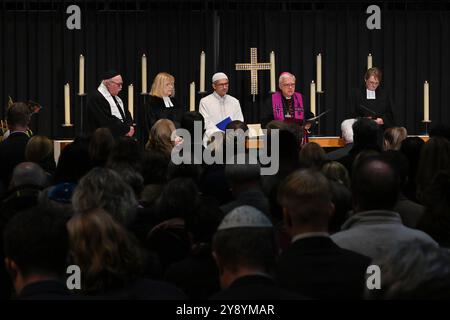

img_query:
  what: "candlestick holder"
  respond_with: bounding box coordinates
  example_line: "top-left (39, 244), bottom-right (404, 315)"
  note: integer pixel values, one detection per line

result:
top-left (315, 91), bottom-right (325, 136)
top-left (77, 93), bottom-right (87, 135)
top-left (422, 120), bottom-right (432, 136)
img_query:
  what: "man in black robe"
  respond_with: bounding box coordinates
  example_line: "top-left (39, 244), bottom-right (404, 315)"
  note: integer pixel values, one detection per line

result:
top-left (349, 67), bottom-right (396, 129)
top-left (86, 70), bottom-right (134, 138)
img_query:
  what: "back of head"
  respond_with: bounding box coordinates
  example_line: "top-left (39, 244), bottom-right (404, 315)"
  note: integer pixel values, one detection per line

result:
top-left (341, 119), bottom-right (357, 144)
top-left (382, 150), bottom-right (409, 187)
top-left (299, 142), bottom-right (326, 169)
top-left (6, 102), bottom-right (31, 129)
top-left (352, 155), bottom-right (401, 212)
top-left (146, 119), bottom-right (176, 156)
top-left (212, 206), bottom-right (276, 273)
top-left (107, 136), bottom-right (142, 172)
top-left (4, 204), bottom-right (69, 278)
top-left (156, 177), bottom-right (199, 220)
top-left (72, 167), bottom-right (137, 226)
top-left (225, 154), bottom-right (261, 186)
top-left (25, 135), bottom-right (54, 163)
top-left (278, 169), bottom-right (332, 228)
top-left (10, 162), bottom-right (48, 189)
top-left (352, 118), bottom-right (382, 151)
top-left (89, 127), bottom-right (115, 167)
top-left (321, 161), bottom-right (351, 188)
top-left (67, 208), bottom-right (144, 293)
top-left (429, 123), bottom-right (450, 142)
top-left (54, 138), bottom-right (92, 183)
top-left (400, 136), bottom-right (424, 170)
top-left (383, 127), bottom-right (408, 151)
top-left (367, 242), bottom-right (450, 299)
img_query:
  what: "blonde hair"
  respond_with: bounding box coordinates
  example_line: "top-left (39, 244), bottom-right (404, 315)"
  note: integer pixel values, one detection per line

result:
top-left (384, 127), bottom-right (408, 151)
top-left (146, 119), bottom-right (176, 156)
top-left (149, 72), bottom-right (175, 98)
top-left (25, 135), bottom-right (54, 163)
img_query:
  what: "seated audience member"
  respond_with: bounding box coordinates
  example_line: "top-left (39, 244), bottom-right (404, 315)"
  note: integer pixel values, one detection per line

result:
top-left (383, 126), bottom-right (407, 151)
top-left (210, 205), bottom-right (304, 300)
top-left (0, 102), bottom-right (32, 191)
top-left (71, 167), bottom-right (138, 227)
top-left (383, 150), bottom-right (425, 228)
top-left (146, 119), bottom-right (180, 158)
top-left (25, 135), bottom-right (56, 177)
top-left (88, 127), bottom-right (115, 167)
top-left (399, 136), bottom-right (424, 203)
top-left (331, 155), bottom-right (438, 260)
top-left (366, 242), bottom-right (450, 299)
top-left (221, 154), bottom-right (270, 218)
top-left (298, 142), bottom-right (326, 170)
top-left (277, 169), bottom-right (370, 299)
top-left (67, 208), bottom-right (186, 299)
top-left (107, 136), bottom-right (143, 173)
top-left (326, 119), bottom-right (356, 161)
top-left (416, 170), bottom-right (450, 248)
top-left (4, 204), bottom-right (74, 299)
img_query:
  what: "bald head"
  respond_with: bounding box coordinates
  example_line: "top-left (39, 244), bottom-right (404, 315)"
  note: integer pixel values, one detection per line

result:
top-left (352, 156), bottom-right (400, 212)
top-left (10, 162), bottom-right (48, 189)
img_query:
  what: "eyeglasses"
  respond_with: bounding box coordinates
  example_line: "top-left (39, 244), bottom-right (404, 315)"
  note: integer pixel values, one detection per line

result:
top-left (282, 83), bottom-right (295, 88)
top-left (215, 82), bottom-right (229, 87)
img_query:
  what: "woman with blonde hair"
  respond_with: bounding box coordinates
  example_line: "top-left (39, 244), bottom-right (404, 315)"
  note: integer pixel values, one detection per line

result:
top-left (383, 126), bottom-right (407, 151)
top-left (144, 72), bottom-right (181, 136)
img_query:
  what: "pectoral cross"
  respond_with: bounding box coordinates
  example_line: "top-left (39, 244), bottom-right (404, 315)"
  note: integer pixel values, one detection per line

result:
top-left (235, 48), bottom-right (272, 101)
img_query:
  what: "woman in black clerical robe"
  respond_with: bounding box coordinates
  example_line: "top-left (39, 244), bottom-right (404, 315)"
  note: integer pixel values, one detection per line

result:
top-left (143, 72), bottom-right (182, 140)
top-left (349, 67), bottom-right (396, 130)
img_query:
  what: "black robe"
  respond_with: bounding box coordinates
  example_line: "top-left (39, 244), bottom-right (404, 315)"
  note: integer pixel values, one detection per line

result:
top-left (144, 95), bottom-right (181, 131)
top-left (349, 86), bottom-right (396, 129)
top-left (86, 89), bottom-right (133, 138)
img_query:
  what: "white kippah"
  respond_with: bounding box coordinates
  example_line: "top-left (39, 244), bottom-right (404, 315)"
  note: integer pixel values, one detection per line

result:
top-left (218, 205), bottom-right (273, 230)
top-left (212, 72), bottom-right (228, 83)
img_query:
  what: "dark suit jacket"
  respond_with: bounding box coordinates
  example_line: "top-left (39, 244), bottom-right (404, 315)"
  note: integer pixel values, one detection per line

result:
top-left (210, 275), bottom-right (306, 300)
top-left (349, 87), bottom-right (396, 129)
top-left (276, 236), bottom-right (371, 299)
top-left (18, 280), bottom-right (77, 300)
top-left (0, 131), bottom-right (29, 189)
top-left (145, 96), bottom-right (181, 131)
top-left (86, 89), bottom-right (133, 138)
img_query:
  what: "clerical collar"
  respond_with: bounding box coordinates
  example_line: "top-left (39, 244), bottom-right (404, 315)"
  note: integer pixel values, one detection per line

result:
top-left (366, 89), bottom-right (376, 100)
top-left (162, 96), bottom-right (174, 108)
top-left (213, 91), bottom-right (227, 101)
top-left (283, 95), bottom-right (292, 100)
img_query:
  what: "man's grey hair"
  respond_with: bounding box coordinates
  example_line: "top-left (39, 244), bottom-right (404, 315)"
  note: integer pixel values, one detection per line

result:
top-left (341, 119), bottom-right (357, 144)
top-left (72, 167), bottom-right (138, 226)
top-left (366, 242), bottom-right (450, 299)
top-left (10, 162), bottom-right (48, 189)
top-left (278, 72), bottom-right (296, 84)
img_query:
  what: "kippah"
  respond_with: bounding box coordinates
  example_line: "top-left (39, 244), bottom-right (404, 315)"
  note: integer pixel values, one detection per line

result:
top-left (48, 182), bottom-right (76, 204)
top-left (218, 205), bottom-right (272, 230)
top-left (102, 69), bottom-right (120, 80)
top-left (212, 72), bottom-right (228, 83)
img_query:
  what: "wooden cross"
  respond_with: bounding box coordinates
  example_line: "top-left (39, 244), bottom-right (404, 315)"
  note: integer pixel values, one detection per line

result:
top-left (235, 48), bottom-right (271, 98)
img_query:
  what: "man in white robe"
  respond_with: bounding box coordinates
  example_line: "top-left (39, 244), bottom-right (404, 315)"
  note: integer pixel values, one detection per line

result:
top-left (199, 72), bottom-right (244, 145)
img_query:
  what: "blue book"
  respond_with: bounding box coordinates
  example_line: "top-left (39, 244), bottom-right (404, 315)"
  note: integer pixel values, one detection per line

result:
top-left (216, 116), bottom-right (232, 131)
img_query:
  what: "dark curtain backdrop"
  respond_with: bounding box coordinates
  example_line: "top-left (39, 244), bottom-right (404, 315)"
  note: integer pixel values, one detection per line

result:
top-left (1, 1), bottom-right (449, 138)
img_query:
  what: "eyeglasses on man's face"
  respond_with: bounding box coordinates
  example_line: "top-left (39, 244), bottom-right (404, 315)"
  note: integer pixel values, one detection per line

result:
top-left (110, 80), bottom-right (123, 87)
top-left (282, 83), bottom-right (295, 88)
top-left (215, 82), bottom-right (229, 87)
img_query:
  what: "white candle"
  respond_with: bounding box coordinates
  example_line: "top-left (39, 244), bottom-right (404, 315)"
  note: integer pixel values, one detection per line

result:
top-left (190, 82), bottom-right (195, 111)
top-left (64, 83), bottom-right (71, 125)
top-left (141, 54), bottom-right (147, 94)
top-left (368, 53), bottom-right (373, 70)
top-left (424, 81), bottom-right (429, 121)
top-left (79, 54), bottom-right (85, 95)
top-left (316, 53), bottom-right (322, 92)
top-left (200, 51), bottom-right (206, 92)
top-left (310, 81), bottom-right (316, 116)
top-left (128, 84), bottom-right (134, 119)
top-left (270, 51), bottom-right (276, 93)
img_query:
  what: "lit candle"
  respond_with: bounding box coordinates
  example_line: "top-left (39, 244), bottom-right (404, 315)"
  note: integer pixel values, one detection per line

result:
top-left (79, 54), bottom-right (85, 95)
top-left (316, 53), bottom-right (322, 92)
top-left (424, 81), bottom-right (429, 121)
top-left (190, 82), bottom-right (195, 111)
top-left (368, 53), bottom-right (373, 70)
top-left (270, 51), bottom-right (276, 93)
top-left (141, 54), bottom-right (147, 94)
top-left (200, 51), bottom-right (206, 92)
top-left (128, 84), bottom-right (134, 119)
top-left (64, 83), bottom-right (71, 125)
top-left (310, 81), bottom-right (316, 115)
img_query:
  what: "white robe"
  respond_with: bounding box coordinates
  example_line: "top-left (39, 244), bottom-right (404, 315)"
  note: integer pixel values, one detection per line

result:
top-left (199, 91), bottom-right (244, 145)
